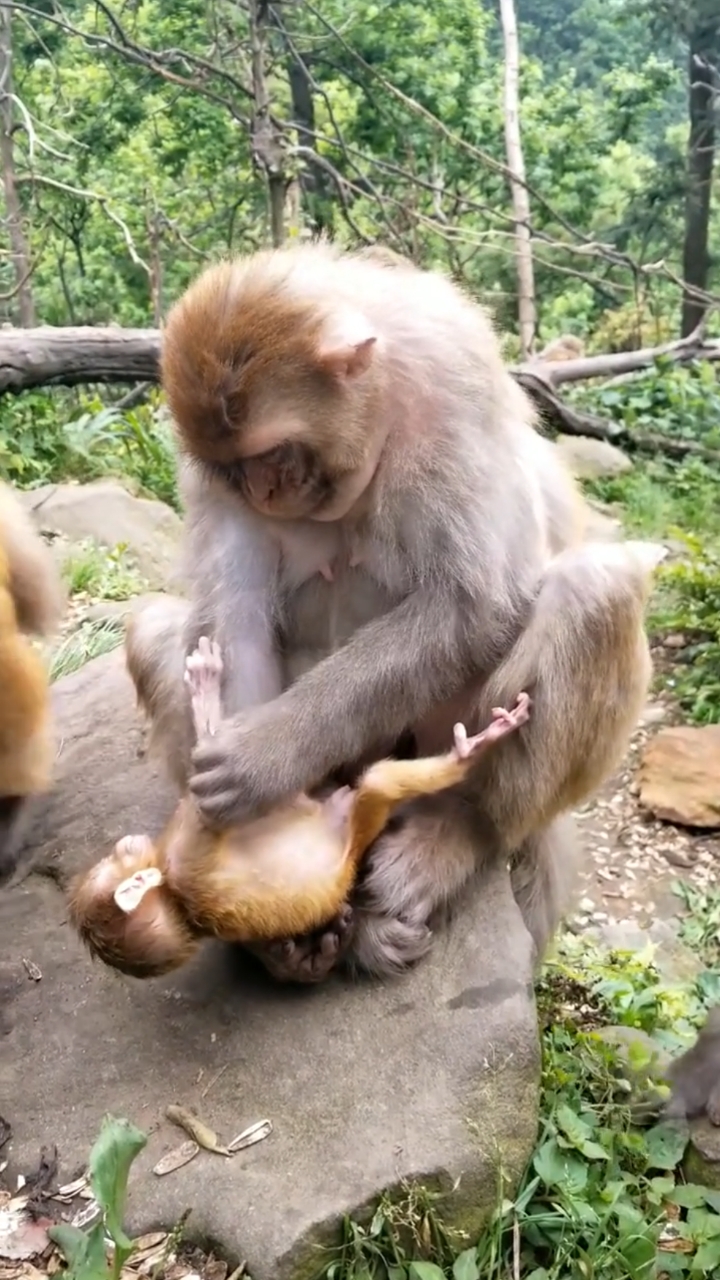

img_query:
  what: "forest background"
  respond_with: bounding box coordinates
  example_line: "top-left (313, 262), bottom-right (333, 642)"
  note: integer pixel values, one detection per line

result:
top-left (2, 6), bottom-right (720, 1279)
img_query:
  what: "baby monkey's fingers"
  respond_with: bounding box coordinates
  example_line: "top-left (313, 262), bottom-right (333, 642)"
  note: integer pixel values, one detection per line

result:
top-left (185, 635), bottom-right (224, 738)
top-left (453, 691), bottom-right (531, 761)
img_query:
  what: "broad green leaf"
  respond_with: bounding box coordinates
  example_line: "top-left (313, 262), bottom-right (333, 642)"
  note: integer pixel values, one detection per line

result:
top-left (620, 1230), bottom-right (658, 1280)
top-left (687, 1207), bottom-right (720, 1240)
top-left (670, 1185), bottom-right (706, 1209)
top-left (693, 1238), bottom-right (720, 1270)
top-left (556, 1103), bottom-right (592, 1145)
top-left (48, 1222), bottom-right (109, 1280)
top-left (388, 1267), bottom-right (408, 1280)
top-left (579, 1139), bottom-right (610, 1161)
top-left (533, 1138), bottom-right (588, 1193)
top-left (88, 1114), bottom-right (147, 1255)
top-left (644, 1121), bottom-right (689, 1170)
top-left (452, 1248), bottom-right (479, 1280)
top-left (409, 1264), bottom-right (446, 1280)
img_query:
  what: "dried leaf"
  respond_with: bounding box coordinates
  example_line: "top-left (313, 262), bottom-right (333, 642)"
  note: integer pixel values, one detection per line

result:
top-left (131, 1233), bottom-right (166, 1253)
top-left (153, 1142), bottom-right (199, 1177)
top-left (70, 1200), bottom-right (101, 1231)
top-left (55, 1178), bottom-right (87, 1200)
top-left (165, 1107), bottom-right (229, 1156)
top-left (227, 1120), bottom-right (272, 1154)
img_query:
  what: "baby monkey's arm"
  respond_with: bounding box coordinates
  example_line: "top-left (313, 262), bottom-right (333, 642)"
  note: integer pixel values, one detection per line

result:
top-left (345, 693), bottom-right (531, 864)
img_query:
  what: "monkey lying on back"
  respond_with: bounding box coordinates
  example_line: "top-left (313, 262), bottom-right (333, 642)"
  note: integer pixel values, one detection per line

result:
top-left (68, 638), bottom-right (532, 979)
top-left (0, 480), bottom-right (64, 882)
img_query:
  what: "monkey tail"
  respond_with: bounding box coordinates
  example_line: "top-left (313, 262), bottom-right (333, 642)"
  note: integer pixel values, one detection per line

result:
top-left (471, 540), bottom-right (663, 848)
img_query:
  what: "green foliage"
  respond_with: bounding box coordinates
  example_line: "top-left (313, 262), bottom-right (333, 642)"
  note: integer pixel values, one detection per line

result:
top-left (49, 618), bottom-right (125, 682)
top-left (49, 1114), bottom-right (147, 1280)
top-left (62, 540), bottom-right (148, 600)
top-left (576, 360), bottom-right (720, 449)
top-left (318, 935), bottom-right (720, 1280)
top-left (0, 391), bottom-right (179, 508)
top-left (0, 0), bottom-right (705, 341)
top-left (674, 880), bottom-right (720, 969)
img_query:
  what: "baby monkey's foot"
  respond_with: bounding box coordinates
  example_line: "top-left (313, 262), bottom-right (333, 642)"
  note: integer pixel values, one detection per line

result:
top-left (185, 636), bottom-right (224, 738)
top-left (453, 691), bottom-right (531, 761)
top-left (251, 903), bottom-right (356, 985)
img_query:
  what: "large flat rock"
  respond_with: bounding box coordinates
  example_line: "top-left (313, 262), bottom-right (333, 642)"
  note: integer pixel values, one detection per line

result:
top-left (1, 651), bottom-right (540, 1278)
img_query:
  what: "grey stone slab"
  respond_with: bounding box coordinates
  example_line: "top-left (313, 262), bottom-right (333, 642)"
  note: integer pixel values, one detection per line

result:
top-left (1, 651), bottom-right (540, 1278)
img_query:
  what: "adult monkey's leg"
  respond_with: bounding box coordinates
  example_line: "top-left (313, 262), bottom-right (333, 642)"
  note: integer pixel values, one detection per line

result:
top-left (258, 541), bottom-right (658, 982)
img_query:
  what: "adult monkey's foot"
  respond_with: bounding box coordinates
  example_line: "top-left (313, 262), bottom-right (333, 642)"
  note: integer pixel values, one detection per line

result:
top-left (248, 903), bottom-right (356, 984)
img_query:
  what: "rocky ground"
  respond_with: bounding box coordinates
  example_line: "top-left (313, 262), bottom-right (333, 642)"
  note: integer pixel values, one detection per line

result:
top-left (3, 464), bottom-right (720, 1280)
top-left (574, 684), bottom-right (720, 960)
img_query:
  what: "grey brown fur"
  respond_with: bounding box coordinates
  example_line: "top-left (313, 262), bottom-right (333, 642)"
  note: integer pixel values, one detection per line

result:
top-left (126, 243), bottom-right (659, 982)
top-left (666, 1007), bottom-right (720, 1124)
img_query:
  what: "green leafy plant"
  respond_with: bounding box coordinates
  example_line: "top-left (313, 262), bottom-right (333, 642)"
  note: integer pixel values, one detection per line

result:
top-left (316, 932), bottom-right (720, 1280)
top-left (49, 1114), bottom-right (147, 1280)
top-left (49, 617), bottom-right (126, 682)
top-left (575, 361), bottom-right (720, 450)
top-left (0, 392), bottom-right (179, 511)
top-left (61, 540), bottom-right (147, 601)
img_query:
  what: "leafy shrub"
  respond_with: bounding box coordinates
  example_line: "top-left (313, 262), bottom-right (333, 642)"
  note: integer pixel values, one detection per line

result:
top-left (0, 389), bottom-right (179, 509)
top-left (574, 359), bottom-right (720, 448)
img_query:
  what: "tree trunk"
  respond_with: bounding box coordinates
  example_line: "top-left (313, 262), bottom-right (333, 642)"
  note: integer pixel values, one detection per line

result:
top-left (248, 0), bottom-right (287, 248)
top-left (499, 0), bottom-right (536, 359)
top-left (681, 37), bottom-right (717, 337)
top-left (0, 4), bottom-right (35, 327)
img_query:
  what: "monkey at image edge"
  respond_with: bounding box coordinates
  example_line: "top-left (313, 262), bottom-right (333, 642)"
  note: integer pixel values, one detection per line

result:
top-left (126, 240), bottom-right (661, 985)
top-left (0, 480), bottom-right (64, 882)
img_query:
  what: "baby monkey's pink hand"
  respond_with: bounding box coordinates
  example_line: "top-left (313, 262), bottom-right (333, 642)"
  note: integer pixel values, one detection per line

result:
top-left (185, 636), bottom-right (224, 738)
top-left (452, 691), bottom-right (531, 761)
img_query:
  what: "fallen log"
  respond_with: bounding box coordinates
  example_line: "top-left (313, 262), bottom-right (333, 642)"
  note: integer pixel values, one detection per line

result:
top-left (0, 323), bottom-right (718, 465)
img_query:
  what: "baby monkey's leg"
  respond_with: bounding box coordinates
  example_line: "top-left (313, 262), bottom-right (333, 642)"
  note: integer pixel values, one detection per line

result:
top-left (253, 696), bottom-right (531, 986)
top-left (184, 637), bottom-right (224, 737)
top-left (452, 692), bottom-right (531, 760)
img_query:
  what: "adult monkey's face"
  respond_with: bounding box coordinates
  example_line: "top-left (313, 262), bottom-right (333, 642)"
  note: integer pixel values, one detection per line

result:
top-left (161, 257), bottom-right (384, 522)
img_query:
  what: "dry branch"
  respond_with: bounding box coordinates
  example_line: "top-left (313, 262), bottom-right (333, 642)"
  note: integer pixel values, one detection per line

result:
top-left (0, 325), bottom-right (159, 392)
top-left (0, 324), bottom-right (718, 467)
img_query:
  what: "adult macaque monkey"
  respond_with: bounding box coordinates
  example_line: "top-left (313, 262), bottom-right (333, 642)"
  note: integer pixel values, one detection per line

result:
top-left (129, 242), bottom-right (656, 983)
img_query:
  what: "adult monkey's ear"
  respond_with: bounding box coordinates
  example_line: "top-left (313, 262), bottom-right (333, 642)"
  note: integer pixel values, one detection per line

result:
top-left (315, 309), bottom-right (378, 380)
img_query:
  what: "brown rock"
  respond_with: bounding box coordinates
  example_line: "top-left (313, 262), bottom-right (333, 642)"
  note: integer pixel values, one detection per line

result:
top-left (638, 726), bottom-right (720, 828)
top-left (684, 1118), bottom-right (720, 1190)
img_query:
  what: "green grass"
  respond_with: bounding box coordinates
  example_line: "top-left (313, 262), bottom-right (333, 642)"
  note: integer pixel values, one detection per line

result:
top-left (582, 454), bottom-right (720, 725)
top-left (0, 387), bottom-right (180, 510)
top-left (61, 539), bottom-right (148, 601)
top-left (315, 931), bottom-right (720, 1280)
top-left (49, 617), bottom-right (126, 682)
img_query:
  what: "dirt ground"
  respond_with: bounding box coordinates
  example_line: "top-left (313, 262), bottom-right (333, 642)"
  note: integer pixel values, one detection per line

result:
top-left (574, 694), bottom-right (720, 939)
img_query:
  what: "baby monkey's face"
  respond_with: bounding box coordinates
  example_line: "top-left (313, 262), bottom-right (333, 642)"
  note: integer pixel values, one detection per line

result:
top-left (67, 836), bottom-right (198, 980)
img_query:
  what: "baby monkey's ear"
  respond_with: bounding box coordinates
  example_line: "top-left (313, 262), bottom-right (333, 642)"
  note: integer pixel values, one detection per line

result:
top-left (114, 865), bottom-right (164, 914)
top-left (316, 310), bottom-right (378, 380)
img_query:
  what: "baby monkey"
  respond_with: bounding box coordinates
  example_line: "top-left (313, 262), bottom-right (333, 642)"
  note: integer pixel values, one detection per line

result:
top-left (68, 638), bottom-right (532, 979)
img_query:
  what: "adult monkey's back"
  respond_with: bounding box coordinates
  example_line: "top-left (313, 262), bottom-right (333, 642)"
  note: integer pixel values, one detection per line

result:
top-left (130, 243), bottom-right (654, 982)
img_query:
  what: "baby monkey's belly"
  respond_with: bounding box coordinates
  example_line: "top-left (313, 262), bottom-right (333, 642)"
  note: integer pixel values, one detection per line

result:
top-left (167, 802), bottom-right (354, 944)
